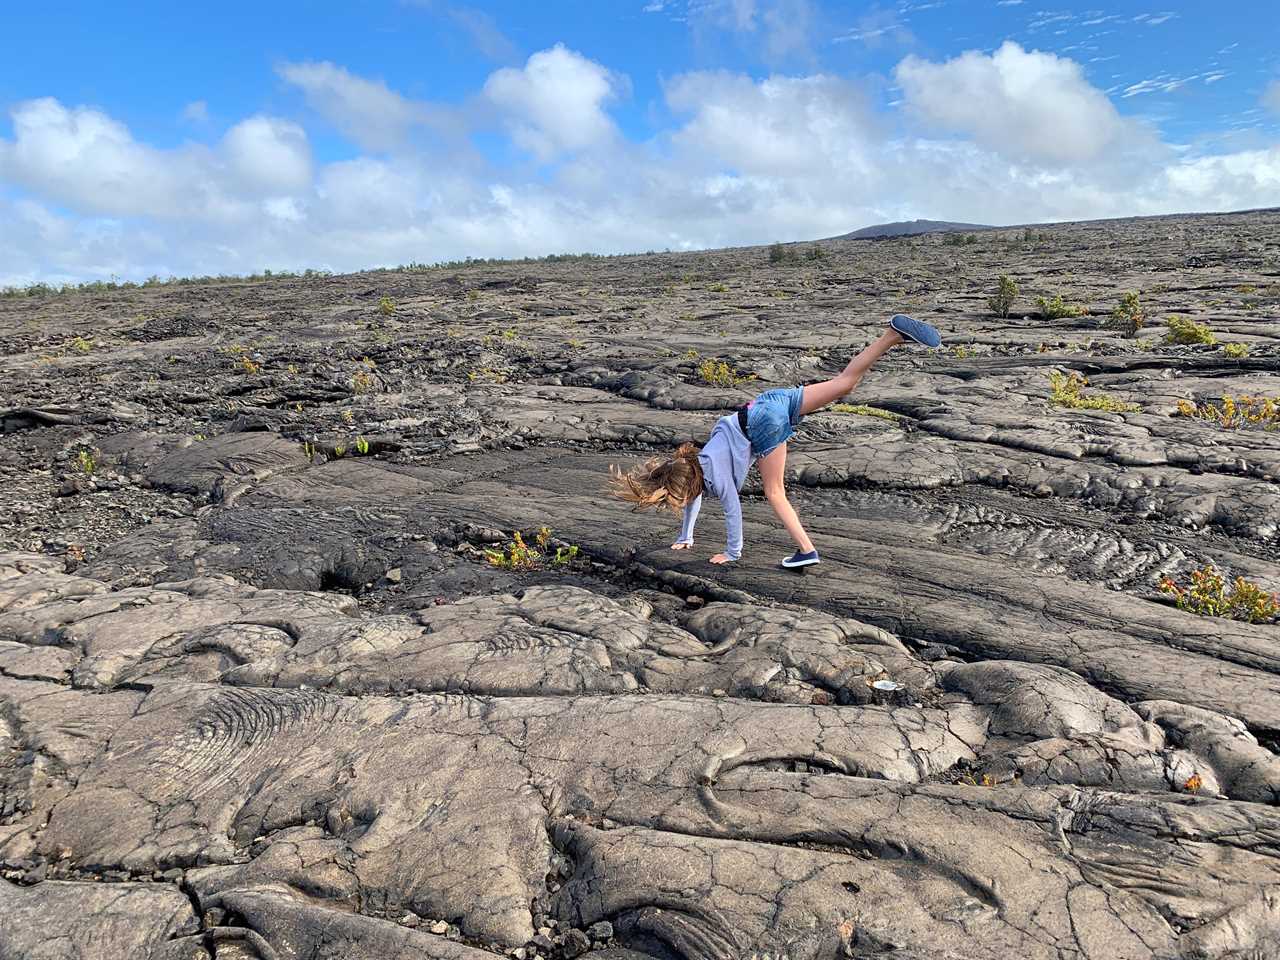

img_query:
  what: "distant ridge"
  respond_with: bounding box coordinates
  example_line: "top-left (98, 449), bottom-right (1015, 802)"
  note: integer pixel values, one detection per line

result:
top-left (835, 218), bottom-right (995, 240)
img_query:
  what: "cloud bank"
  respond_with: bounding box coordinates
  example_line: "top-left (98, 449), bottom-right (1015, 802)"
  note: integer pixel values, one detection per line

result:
top-left (1, 41), bottom-right (1277, 286)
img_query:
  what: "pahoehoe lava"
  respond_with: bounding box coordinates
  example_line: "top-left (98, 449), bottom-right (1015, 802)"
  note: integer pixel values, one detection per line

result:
top-left (2, 210), bottom-right (1279, 959)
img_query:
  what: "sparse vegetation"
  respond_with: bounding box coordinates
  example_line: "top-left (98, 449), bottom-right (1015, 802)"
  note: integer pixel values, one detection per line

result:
top-left (806, 244), bottom-right (825, 261)
top-left (830, 403), bottom-right (900, 421)
top-left (1107, 291), bottom-right (1146, 338)
top-left (987, 275), bottom-right (1018, 318)
top-left (1165, 315), bottom-right (1216, 346)
top-left (1048, 371), bottom-right (1138, 413)
top-left (237, 354), bottom-right (261, 375)
top-left (951, 345), bottom-right (972, 359)
top-left (943, 233), bottom-right (978, 246)
top-left (698, 358), bottom-right (754, 387)
top-left (351, 370), bottom-right (375, 393)
top-left (1159, 565), bottom-right (1279, 624)
top-left (69, 335), bottom-right (94, 353)
top-left (484, 527), bottom-right (581, 571)
top-left (467, 368), bottom-right (508, 384)
top-left (74, 448), bottom-right (97, 475)
top-left (354, 436), bottom-right (371, 456)
top-left (378, 296), bottom-right (396, 316)
top-left (1036, 294), bottom-right (1087, 320)
top-left (708, 283), bottom-right (728, 293)
top-left (1176, 395), bottom-right (1279, 430)
top-left (1223, 342), bottom-right (1251, 358)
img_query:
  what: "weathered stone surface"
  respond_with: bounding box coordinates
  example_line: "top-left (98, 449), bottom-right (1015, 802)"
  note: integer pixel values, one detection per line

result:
top-left (1, 211), bottom-right (1278, 957)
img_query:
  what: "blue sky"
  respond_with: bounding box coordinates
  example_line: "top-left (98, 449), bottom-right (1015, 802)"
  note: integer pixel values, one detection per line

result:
top-left (1, 1), bottom-right (1277, 284)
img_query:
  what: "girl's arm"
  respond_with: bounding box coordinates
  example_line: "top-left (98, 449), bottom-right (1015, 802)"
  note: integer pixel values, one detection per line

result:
top-left (675, 494), bottom-right (702, 545)
top-left (719, 484), bottom-right (743, 561)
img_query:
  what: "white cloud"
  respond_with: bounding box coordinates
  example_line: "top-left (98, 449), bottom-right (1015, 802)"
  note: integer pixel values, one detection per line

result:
top-left (1264, 80), bottom-right (1280, 115)
top-left (3, 46), bottom-right (1280, 287)
top-left (181, 100), bottom-right (209, 124)
top-left (278, 61), bottom-right (425, 150)
top-left (895, 41), bottom-right (1133, 164)
top-left (222, 116), bottom-right (312, 194)
top-left (666, 71), bottom-right (879, 178)
top-left (483, 44), bottom-right (622, 160)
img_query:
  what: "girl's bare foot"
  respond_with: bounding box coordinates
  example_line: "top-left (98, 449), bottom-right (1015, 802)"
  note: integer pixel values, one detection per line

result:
top-left (710, 553), bottom-right (733, 564)
top-left (671, 542), bottom-right (691, 550)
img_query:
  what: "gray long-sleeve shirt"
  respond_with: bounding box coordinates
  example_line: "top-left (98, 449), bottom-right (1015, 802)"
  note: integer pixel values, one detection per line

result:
top-left (676, 413), bottom-right (754, 560)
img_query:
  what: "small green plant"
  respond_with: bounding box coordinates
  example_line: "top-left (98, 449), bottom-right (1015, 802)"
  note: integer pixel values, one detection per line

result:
top-left (708, 283), bottom-right (728, 293)
top-left (502, 328), bottom-right (518, 341)
top-left (467, 368), bottom-right (508, 383)
top-left (485, 531), bottom-right (539, 570)
top-left (1048, 371), bottom-right (1138, 413)
top-left (768, 242), bottom-right (795, 264)
top-left (378, 296), bottom-right (396, 316)
top-left (698, 358), bottom-right (753, 387)
top-left (351, 370), bottom-right (375, 393)
top-left (69, 335), bottom-right (94, 353)
top-left (1159, 565), bottom-right (1279, 624)
top-left (333, 443), bottom-right (346, 459)
top-left (951, 344), bottom-right (972, 359)
top-left (75, 448), bottom-right (97, 475)
top-left (238, 354), bottom-right (262, 375)
top-left (684, 348), bottom-right (699, 360)
top-left (553, 544), bottom-right (579, 566)
top-left (1176, 395), bottom-right (1279, 430)
top-left (567, 338), bottom-right (583, 349)
top-left (341, 409), bottom-right (354, 424)
top-left (1223, 342), bottom-right (1251, 359)
top-left (1036, 294), bottom-right (1087, 320)
top-left (302, 440), bottom-right (317, 460)
top-left (1108, 291), bottom-right (1146, 338)
top-left (1165, 315), bottom-right (1216, 346)
top-left (987, 275), bottom-right (1018, 318)
top-left (354, 436), bottom-right (370, 456)
top-left (830, 403), bottom-right (900, 421)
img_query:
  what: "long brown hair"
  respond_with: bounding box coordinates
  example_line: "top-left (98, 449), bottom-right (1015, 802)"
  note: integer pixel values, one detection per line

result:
top-left (608, 442), bottom-right (703, 513)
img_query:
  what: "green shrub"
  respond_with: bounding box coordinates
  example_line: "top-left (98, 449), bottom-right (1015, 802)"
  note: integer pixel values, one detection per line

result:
top-left (1165, 315), bottom-right (1216, 346)
top-left (806, 243), bottom-right (825, 261)
top-left (830, 403), bottom-right (900, 421)
top-left (1160, 566), bottom-right (1279, 624)
top-left (1048, 371), bottom-right (1138, 413)
top-left (698, 359), bottom-right (753, 387)
top-left (987, 275), bottom-right (1018, 318)
top-left (1107, 291), bottom-right (1146, 337)
top-left (377, 296), bottom-right (396, 315)
top-left (1036, 294), bottom-right (1087, 320)
top-left (1222, 342), bottom-right (1250, 358)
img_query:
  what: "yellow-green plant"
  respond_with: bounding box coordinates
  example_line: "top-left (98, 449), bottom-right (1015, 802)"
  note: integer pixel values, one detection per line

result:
top-left (302, 440), bottom-right (316, 460)
top-left (708, 283), bottom-right (728, 293)
top-left (238, 355), bottom-right (261, 375)
top-left (1159, 565), bottom-right (1279, 624)
top-left (1176, 395), bottom-right (1279, 430)
top-left (830, 403), bottom-right (900, 421)
top-left (951, 344), bottom-right (972, 359)
top-left (698, 358), bottom-right (753, 388)
top-left (341, 409), bottom-right (354, 424)
top-left (69, 335), bottom-right (94, 353)
top-left (351, 370), bottom-right (375, 393)
top-left (354, 436), bottom-right (370, 456)
top-left (988, 275), bottom-right (1018, 318)
top-left (1165, 315), bottom-right (1216, 346)
top-left (1108, 291), bottom-right (1146, 337)
top-left (1223, 342), bottom-right (1250, 359)
top-left (75, 448), bottom-right (97, 475)
top-left (1036, 294), bottom-right (1086, 319)
top-left (485, 531), bottom-right (540, 570)
top-left (553, 544), bottom-right (580, 566)
top-left (1048, 371), bottom-right (1138, 413)
top-left (333, 443), bottom-right (346, 459)
top-left (378, 296), bottom-right (396, 316)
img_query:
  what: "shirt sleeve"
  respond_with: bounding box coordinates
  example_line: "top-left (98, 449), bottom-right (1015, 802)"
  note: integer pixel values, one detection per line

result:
top-left (716, 481), bottom-right (743, 560)
top-left (676, 494), bottom-right (702, 544)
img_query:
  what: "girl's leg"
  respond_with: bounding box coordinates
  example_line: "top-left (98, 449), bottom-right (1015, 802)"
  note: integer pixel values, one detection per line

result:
top-left (799, 329), bottom-right (904, 415)
top-left (757, 443), bottom-right (815, 552)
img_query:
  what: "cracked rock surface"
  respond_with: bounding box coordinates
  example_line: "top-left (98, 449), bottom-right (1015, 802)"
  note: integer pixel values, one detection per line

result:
top-left (2, 211), bottom-right (1280, 958)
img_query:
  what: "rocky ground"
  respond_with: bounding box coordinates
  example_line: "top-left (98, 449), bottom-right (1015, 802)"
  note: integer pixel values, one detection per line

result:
top-left (1, 209), bottom-right (1279, 959)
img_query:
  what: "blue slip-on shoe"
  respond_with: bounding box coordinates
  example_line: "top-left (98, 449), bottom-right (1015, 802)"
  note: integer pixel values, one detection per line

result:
top-left (781, 549), bottom-right (821, 569)
top-left (889, 314), bottom-right (942, 349)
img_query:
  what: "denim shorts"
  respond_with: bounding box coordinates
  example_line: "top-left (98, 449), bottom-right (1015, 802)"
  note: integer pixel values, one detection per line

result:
top-left (746, 386), bottom-right (805, 458)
